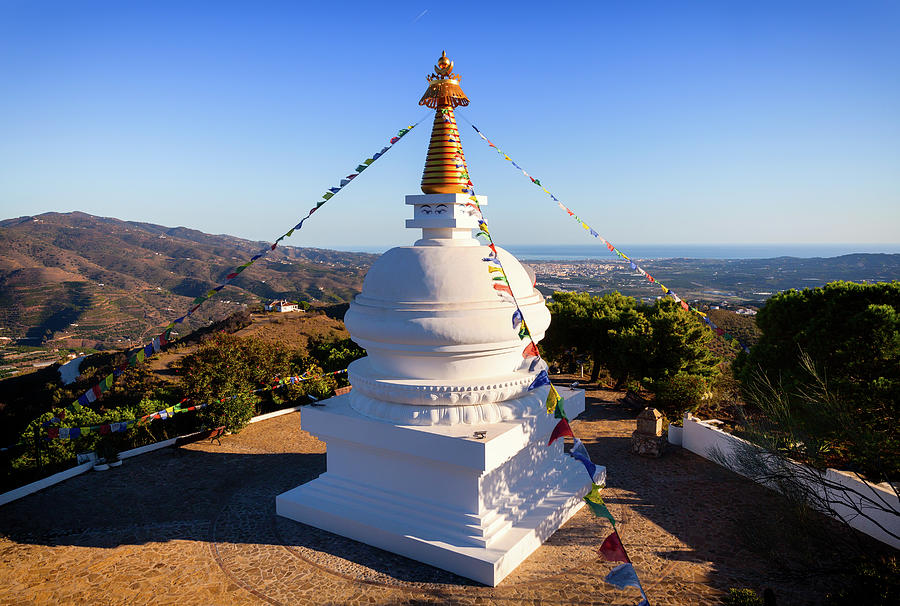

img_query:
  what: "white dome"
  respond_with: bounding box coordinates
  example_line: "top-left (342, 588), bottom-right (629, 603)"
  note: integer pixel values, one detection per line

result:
top-left (345, 244), bottom-right (549, 381)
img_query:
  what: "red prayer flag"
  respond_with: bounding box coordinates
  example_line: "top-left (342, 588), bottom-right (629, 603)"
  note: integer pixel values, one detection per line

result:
top-left (522, 342), bottom-right (540, 358)
top-left (598, 531), bottom-right (630, 562)
top-left (489, 243), bottom-right (498, 255)
top-left (681, 301), bottom-right (689, 311)
top-left (226, 272), bottom-right (238, 280)
top-left (607, 243), bottom-right (614, 252)
top-left (548, 418), bottom-right (574, 445)
top-left (48, 427), bottom-right (59, 439)
top-left (493, 283), bottom-right (513, 296)
top-left (100, 424), bottom-right (110, 435)
top-left (92, 385), bottom-right (102, 399)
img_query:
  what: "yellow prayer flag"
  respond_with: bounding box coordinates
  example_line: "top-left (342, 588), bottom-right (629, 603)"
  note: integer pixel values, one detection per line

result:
top-left (584, 482), bottom-right (605, 504)
top-left (545, 384), bottom-right (562, 414)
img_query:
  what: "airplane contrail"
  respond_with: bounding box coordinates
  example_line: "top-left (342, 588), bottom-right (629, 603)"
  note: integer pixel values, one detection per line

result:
top-left (412, 9), bottom-right (428, 24)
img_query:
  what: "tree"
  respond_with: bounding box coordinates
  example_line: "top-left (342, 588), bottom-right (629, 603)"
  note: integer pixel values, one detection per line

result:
top-left (735, 281), bottom-right (899, 414)
top-left (734, 281), bottom-right (900, 481)
top-left (643, 299), bottom-right (721, 384)
top-left (544, 291), bottom-right (650, 385)
top-left (545, 293), bottom-right (721, 396)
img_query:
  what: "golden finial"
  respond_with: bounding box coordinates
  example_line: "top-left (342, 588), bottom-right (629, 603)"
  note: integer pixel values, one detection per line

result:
top-left (420, 52), bottom-right (471, 194)
top-left (419, 51), bottom-right (469, 109)
top-left (435, 51), bottom-right (453, 77)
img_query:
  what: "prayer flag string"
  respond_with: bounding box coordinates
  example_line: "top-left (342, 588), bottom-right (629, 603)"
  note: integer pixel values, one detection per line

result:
top-left (461, 116), bottom-right (750, 356)
top-left (456, 118), bottom-right (651, 605)
top-left (58, 121), bottom-right (421, 417)
top-left (44, 368), bottom-right (349, 439)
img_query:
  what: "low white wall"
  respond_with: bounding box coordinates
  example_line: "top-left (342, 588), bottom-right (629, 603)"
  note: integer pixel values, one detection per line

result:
top-left (0, 408), bottom-right (305, 507)
top-left (0, 461), bottom-right (94, 507)
top-left (682, 414), bottom-right (900, 549)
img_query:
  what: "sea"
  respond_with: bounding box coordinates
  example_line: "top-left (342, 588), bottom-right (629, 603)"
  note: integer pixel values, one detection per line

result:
top-left (338, 243), bottom-right (900, 261)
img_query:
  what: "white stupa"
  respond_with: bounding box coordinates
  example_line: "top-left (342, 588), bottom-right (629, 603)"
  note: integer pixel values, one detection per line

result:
top-left (276, 52), bottom-right (603, 586)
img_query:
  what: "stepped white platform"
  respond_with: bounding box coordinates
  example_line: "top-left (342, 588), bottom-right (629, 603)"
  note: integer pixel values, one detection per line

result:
top-left (276, 386), bottom-right (601, 586)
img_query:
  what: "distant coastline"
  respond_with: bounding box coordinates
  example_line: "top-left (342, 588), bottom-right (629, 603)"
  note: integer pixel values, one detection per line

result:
top-left (335, 243), bottom-right (900, 261)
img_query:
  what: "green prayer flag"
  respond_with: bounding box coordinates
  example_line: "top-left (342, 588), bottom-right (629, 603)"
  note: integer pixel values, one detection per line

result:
top-left (584, 498), bottom-right (616, 526)
top-left (364, 158), bottom-right (374, 165)
top-left (534, 179), bottom-right (541, 186)
top-left (136, 350), bottom-right (145, 363)
top-left (554, 398), bottom-right (568, 420)
top-left (322, 192), bottom-right (334, 200)
top-left (316, 201), bottom-right (326, 208)
top-left (355, 164), bottom-right (367, 172)
top-left (285, 229), bottom-right (294, 237)
top-left (518, 324), bottom-right (529, 340)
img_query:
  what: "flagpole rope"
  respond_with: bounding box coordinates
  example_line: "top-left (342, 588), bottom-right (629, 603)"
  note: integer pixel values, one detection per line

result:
top-left (57, 117), bottom-right (425, 417)
top-left (457, 112), bottom-right (750, 358)
top-left (453, 113), bottom-right (651, 605)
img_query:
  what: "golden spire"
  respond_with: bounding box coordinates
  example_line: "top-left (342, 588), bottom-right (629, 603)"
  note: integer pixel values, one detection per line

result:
top-left (419, 51), bottom-right (471, 194)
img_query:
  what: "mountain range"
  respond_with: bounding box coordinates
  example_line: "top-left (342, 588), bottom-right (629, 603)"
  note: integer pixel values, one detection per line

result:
top-left (0, 212), bottom-right (376, 348)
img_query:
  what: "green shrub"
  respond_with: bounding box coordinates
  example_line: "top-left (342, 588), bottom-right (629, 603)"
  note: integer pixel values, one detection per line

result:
top-left (722, 588), bottom-right (762, 606)
top-left (196, 392), bottom-right (257, 432)
top-left (652, 372), bottom-right (707, 422)
top-left (825, 556), bottom-right (899, 605)
top-left (12, 406), bottom-right (138, 470)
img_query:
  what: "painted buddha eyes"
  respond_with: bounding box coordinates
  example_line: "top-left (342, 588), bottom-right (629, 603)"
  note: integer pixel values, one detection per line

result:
top-left (419, 204), bottom-right (449, 216)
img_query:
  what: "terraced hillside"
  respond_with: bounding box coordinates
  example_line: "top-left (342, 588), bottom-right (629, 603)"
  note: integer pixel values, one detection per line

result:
top-left (0, 212), bottom-right (375, 348)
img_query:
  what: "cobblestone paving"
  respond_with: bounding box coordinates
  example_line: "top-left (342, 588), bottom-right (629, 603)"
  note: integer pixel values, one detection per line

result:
top-left (0, 386), bottom-right (877, 605)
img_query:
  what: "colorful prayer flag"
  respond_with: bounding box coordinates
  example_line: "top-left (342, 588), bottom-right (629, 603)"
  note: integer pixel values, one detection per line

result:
top-left (598, 531), bottom-right (629, 562)
top-left (528, 370), bottom-right (550, 391)
top-left (545, 384), bottom-right (563, 414)
top-left (512, 309), bottom-right (523, 328)
top-left (548, 418), bottom-right (574, 445)
top-left (570, 438), bottom-right (597, 480)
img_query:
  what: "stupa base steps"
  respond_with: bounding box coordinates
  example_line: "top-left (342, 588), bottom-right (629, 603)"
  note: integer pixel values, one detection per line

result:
top-left (276, 388), bottom-right (601, 586)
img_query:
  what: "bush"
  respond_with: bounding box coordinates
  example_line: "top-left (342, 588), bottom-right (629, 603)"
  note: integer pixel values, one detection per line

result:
top-left (197, 392), bottom-right (258, 432)
top-left (825, 556), bottom-right (899, 605)
top-left (652, 372), bottom-right (708, 423)
top-left (722, 588), bottom-right (762, 605)
top-left (12, 406), bottom-right (138, 470)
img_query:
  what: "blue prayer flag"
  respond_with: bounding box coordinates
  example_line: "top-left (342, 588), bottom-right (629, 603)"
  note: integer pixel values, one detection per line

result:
top-left (512, 309), bottom-right (523, 329)
top-left (604, 563), bottom-right (648, 604)
top-left (528, 370), bottom-right (550, 391)
top-left (569, 438), bottom-right (596, 480)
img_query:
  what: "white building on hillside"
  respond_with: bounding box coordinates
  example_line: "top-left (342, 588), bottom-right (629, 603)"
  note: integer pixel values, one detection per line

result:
top-left (265, 300), bottom-right (299, 312)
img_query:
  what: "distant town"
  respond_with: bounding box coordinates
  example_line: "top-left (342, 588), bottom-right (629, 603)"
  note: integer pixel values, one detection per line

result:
top-left (529, 253), bottom-right (899, 309)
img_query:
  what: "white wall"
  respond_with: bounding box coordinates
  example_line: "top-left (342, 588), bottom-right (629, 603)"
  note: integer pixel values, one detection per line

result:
top-left (682, 414), bottom-right (900, 549)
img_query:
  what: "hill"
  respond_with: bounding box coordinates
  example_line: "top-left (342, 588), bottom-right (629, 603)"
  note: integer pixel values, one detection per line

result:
top-left (0, 212), bottom-right (375, 349)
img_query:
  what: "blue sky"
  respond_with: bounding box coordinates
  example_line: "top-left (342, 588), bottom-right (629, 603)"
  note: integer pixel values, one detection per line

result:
top-left (1, 0), bottom-right (898, 249)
